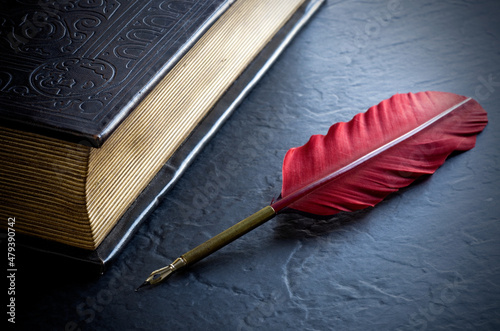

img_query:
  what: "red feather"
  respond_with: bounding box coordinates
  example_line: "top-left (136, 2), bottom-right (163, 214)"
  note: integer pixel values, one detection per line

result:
top-left (271, 91), bottom-right (488, 215)
top-left (140, 91), bottom-right (489, 287)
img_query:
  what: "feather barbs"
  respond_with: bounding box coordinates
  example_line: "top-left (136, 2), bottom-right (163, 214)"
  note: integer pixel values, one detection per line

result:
top-left (271, 91), bottom-right (488, 215)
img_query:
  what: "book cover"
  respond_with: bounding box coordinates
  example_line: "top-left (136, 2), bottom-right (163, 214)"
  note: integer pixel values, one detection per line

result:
top-left (0, 0), bottom-right (233, 146)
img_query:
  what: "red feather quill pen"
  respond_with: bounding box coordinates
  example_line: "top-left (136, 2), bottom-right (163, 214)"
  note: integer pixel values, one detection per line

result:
top-left (138, 91), bottom-right (488, 289)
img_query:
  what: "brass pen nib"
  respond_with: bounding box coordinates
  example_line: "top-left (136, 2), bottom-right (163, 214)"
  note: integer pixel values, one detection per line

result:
top-left (136, 257), bottom-right (187, 291)
top-left (135, 281), bottom-right (151, 292)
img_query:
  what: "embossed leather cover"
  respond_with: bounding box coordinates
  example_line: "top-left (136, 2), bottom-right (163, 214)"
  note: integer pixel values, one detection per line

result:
top-left (10, 0), bottom-right (325, 270)
top-left (0, 0), bottom-right (231, 146)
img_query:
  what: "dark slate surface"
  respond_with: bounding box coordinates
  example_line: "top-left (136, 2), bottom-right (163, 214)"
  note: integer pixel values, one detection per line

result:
top-left (8, 0), bottom-right (500, 330)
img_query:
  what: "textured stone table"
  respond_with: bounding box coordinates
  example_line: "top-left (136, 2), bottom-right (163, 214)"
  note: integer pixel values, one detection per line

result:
top-left (11, 1), bottom-right (500, 330)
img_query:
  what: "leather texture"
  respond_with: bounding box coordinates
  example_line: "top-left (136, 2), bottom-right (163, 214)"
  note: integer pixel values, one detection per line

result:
top-left (0, 0), bottom-right (229, 146)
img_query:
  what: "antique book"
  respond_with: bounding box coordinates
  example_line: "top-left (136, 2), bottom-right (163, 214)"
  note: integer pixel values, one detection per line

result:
top-left (0, 0), bottom-right (323, 270)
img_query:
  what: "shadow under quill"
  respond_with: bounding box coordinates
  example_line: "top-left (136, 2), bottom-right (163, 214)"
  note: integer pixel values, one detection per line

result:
top-left (271, 171), bottom-right (438, 240)
top-left (273, 207), bottom-right (374, 240)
